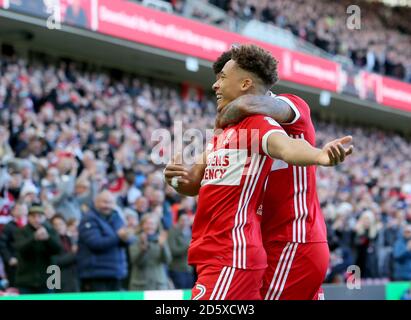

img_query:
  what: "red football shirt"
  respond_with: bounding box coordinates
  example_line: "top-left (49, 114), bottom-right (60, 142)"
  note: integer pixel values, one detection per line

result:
top-left (261, 93), bottom-right (327, 245)
top-left (188, 115), bottom-right (286, 270)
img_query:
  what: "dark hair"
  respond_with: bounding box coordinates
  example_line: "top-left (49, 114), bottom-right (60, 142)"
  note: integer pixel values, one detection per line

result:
top-left (66, 218), bottom-right (78, 227)
top-left (213, 50), bottom-right (232, 75)
top-left (230, 44), bottom-right (279, 89)
top-left (51, 214), bottom-right (66, 224)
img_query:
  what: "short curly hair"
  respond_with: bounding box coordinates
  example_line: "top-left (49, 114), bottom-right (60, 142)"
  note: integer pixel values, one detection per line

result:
top-left (213, 50), bottom-right (232, 75)
top-left (230, 44), bottom-right (279, 90)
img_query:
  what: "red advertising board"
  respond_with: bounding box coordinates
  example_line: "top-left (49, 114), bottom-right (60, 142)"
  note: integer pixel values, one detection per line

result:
top-left (280, 50), bottom-right (340, 92)
top-left (359, 72), bottom-right (411, 113)
top-left (380, 77), bottom-right (411, 113)
top-left (97, 0), bottom-right (236, 61)
top-left (0, 0), bottom-right (4, 9)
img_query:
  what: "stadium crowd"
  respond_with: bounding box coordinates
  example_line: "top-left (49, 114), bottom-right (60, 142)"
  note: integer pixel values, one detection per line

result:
top-left (0, 53), bottom-right (410, 294)
top-left (202, 0), bottom-right (411, 83)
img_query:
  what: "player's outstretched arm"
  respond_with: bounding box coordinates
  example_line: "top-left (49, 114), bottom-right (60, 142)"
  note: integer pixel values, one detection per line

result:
top-left (215, 94), bottom-right (294, 129)
top-left (163, 152), bottom-right (207, 197)
top-left (267, 133), bottom-right (354, 167)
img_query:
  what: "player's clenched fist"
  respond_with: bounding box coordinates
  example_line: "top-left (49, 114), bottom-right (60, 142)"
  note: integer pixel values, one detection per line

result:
top-left (163, 152), bottom-right (190, 190)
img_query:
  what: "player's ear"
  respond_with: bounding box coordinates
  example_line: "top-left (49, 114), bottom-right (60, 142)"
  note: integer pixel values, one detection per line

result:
top-left (241, 78), bottom-right (253, 92)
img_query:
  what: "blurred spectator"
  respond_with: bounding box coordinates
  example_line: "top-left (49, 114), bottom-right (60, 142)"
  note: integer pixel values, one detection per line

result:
top-left (0, 256), bottom-right (8, 291)
top-left (167, 213), bottom-right (194, 289)
top-left (19, 184), bottom-right (38, 207)
top-left (124, 209), bottom-right (139, 234)
top-left (129, 214), bottom-right (172, 290)
top-left (171, 197), bottom-right (195, 225)
top-left (77, 191), bottom-right (133, 292)
top-left (0, 126), bottom-right (13, 161)
top-left (43, 203), bottom-right (57, 221)
top-left (19, 161), bottom-right (38, 195)
top-left (67, 218), bottom-right (79, 243)
top-left (51, 214), bottom-right (79, 293)
top-left (376, 212), bottom-right (402, 278)
top-left (0, 166), bottom-right (22, 215)
top-left (148, 189), bottom-right (173, 230)
top-left (56, 171), bottom-right (97, 222)
top-left (393, 224), bottom-right (411, 281)
top-left (0, 202), bottom-right (28, 287)
top-left (78, 151), bottom-right (97, 180)
top-left (122, 169), bottom-right (143, 207)
top-left (354, 211), bottom-right (381, 278)
top-left (325, 246), bottom-right (354, 284)
top-left (122, 208), bottom-right (139, 288)
top-left (14, 204), bottom-right (62, 294)
top-left (330, 204), bottom-right (356, 249)
top-left (325, 206), bottom-right (355, 283)
top-left (134, 197), bottom-right (150, 219)
top-left (45, 157), bottom-right (84, 222)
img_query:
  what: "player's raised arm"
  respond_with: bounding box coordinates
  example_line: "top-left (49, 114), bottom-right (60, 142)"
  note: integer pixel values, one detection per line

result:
top-left (163, 152), bottom-right (207, 197)
top-left (215, 94), bottom-right (294, 129)
top-left (266, 133), bottom-right (354, 167)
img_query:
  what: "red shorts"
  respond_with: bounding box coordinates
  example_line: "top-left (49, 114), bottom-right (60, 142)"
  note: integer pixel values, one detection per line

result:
top-left (261, 242), bottom-right (329, 300)
top-left (191, 264), bottom-right (265, 300)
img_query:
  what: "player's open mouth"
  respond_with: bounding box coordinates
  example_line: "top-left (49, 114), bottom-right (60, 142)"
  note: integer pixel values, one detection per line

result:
top-left (216, 94), bottom-right (223, 102)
